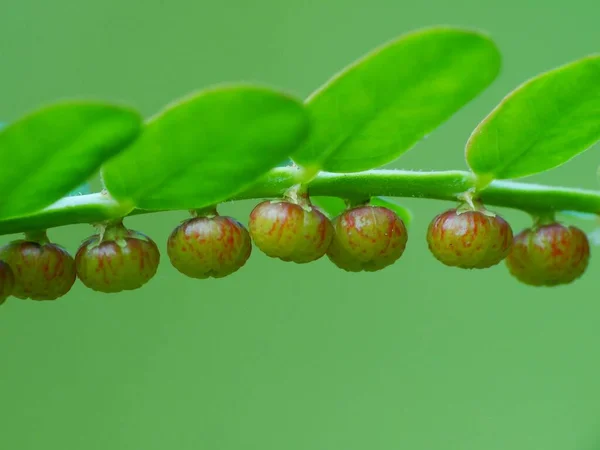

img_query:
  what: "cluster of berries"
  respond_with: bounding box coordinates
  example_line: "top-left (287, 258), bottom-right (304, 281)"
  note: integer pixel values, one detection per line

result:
top-left (0, 198), bottom-right (591, 304)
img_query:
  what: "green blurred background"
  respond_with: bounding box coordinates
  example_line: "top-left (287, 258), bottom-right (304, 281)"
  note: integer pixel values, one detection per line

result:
top-left (1, 0), bottom-right (600, 449)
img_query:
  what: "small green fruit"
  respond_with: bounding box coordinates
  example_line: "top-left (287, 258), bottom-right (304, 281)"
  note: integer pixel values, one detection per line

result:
top-left (427, 208), bottom-right (513, 269)
top-left (249, 200), bottom-right (334, 263)
top-left (327, 205), bottom-right (408, 272)
top-left (167, 215), bottom-right (252, 279)
top-left (505, 223), bottom-right (589, 286)
top-left (75, 224), bottom-right (160, 293)
top-left (0, 238), bottom-right (76, 300)
top-left (0, 260), bottom-right (15, 305)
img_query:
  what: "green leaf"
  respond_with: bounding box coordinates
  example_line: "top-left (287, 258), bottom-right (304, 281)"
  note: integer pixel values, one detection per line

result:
top-left (102, 85), bottom-right (310, 210)
top-left (292, 27), bottom-right (501, 173)
top-left (466, 55), bottom-right (600, 182)
top-left (0, 102), bottom-right (142, 218)
top-left (557, 210), bottom-right (598, 222)
top-left (312, 196), bottom-right (347, 218)
top-left (312, 195), bottom-right (412, 227)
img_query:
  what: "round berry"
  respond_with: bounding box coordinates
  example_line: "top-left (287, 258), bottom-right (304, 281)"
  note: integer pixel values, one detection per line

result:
top-left (427, 208), bottom-right (513, 269)
top-left (249, 200), bottom-right (334, 263)
top-left (0, 260), bottom-right (15, 305)
top-left (0, 236), bottom-right (76, 300)
top-left (76, 224), bottom-right (160, 293)
top-left (167, 215), bottom-right (252, 279)
top-left (505, 223), bottom-right (589, 286)
top-left (327, 206), bottom-right (408, 272)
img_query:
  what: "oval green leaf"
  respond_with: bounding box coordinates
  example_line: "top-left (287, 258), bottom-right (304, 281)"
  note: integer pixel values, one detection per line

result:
top-left (292, 27), bottom-right (502, 173)
top-left (101, 85), bottom-right (310, 210)
top-left (466, 55), bottom-right (600, 182)
top-left (0, 102), bottom-right (141, 218)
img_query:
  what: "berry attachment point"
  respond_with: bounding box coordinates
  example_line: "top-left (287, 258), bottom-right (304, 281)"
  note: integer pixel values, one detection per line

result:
top-left (75, 222), bottom-right (161, 293)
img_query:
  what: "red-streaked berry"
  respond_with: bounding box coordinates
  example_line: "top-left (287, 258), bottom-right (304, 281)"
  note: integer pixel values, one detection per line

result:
top-left (167, 215), bottom-right (252, 279)
top-left (427, 208), bottom-right (513, 269)
top-left (75, 223), bottom-right (160, 293)
top-left (249, 200), bottom-right (333, 263)
top-left (327, 205), bottom-right (408, 272)
top-left (0, 260), bottom-right (15, 305)
top-left (505, 223), bottom-right (589, 286)
top-left (0, 234), bottom-right (76, 300)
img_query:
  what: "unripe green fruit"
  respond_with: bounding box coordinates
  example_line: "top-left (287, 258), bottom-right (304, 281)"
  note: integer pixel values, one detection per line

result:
top-left (249, 200), bottom-right (334, 263)
top-left (327, 206), bottom-right (408, 272)
top-left (0, 239), bottom-right (76, 300)
top-left (427, 208), bottom-right (513, 269)
top-left (505, 223), bottom-right (589, 286)
top-left (167, 215), bottom-right (252, 279)
top-left (0, 260), bottom-right (15, 305)
top-left (75, 227), bottom-right (160, 293)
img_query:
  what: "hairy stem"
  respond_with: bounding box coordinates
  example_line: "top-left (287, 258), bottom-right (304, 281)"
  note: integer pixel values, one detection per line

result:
top-left (1, 168), bottom-right (598, 236)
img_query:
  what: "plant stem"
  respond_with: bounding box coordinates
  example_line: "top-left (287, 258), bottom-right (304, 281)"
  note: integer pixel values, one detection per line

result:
top-left (1, 168), bottom-right (599, 236)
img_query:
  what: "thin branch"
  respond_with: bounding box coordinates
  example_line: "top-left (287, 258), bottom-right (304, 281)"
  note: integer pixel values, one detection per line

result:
top-left (1, 168), bottom-right (599, 236)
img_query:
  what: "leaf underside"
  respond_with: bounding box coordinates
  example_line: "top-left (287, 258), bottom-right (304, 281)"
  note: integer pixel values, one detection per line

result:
top-left (0, 102), bottom-right (142, 219)
top-left (101, 85), bottom-right (311, 210)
